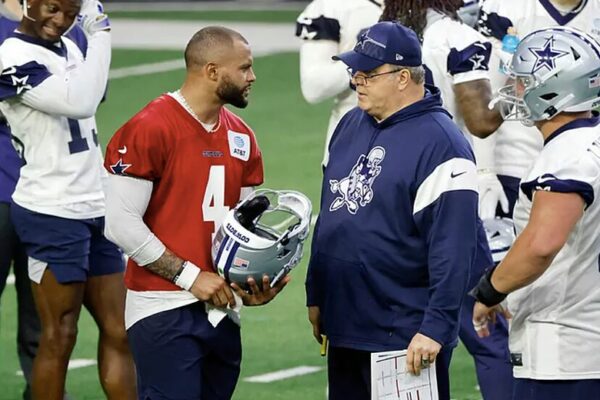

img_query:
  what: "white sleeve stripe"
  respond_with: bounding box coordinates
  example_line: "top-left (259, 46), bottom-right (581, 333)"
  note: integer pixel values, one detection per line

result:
top-left (413, 157), bottom-right (478, 215)
top-left (452, 70), bottom-right (490, 85)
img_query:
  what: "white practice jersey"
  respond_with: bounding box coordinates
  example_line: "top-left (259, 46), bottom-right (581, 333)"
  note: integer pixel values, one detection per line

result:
top-left (423, 10), bottom-right (493, 146)
top-left (296, 0), bottom-right (383, 164)
top-left (478, 0), bottom-right (600, 179)
top-left (0, 33), bottom-right (106, 219)
top-left (509, 118), bottom-right (600, 379)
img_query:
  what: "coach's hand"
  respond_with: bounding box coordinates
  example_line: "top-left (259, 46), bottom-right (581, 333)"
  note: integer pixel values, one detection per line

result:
top-left (406, 333), bottom-right (441, 376)
top-left (308, 306), bottom-right (322, 344)
top-left (190, 272), bottom-right (236, 308)
top-left (231, 274), bottom-right (290, 306)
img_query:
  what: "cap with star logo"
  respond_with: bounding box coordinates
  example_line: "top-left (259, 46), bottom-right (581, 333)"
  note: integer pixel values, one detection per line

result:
top-left (332, 21), bottom-right (422, 72)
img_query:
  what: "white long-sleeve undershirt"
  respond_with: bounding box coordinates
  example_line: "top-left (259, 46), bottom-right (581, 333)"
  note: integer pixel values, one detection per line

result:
top-left (299, 40), bottom-right (349, 104)
top-left (21, 31), bottom-right (111, 119)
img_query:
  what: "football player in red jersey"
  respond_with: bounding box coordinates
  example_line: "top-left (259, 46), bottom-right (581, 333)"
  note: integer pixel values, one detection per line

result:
top-left (103, 26), bottom-right (289, 399)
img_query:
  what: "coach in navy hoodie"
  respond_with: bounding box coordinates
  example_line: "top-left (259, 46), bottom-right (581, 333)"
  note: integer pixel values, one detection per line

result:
top-left (306, 21), bottom-right (489, 400)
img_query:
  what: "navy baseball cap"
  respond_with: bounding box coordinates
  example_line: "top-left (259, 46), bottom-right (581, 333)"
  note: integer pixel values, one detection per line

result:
top-left (333, 21), bottom-right (422, 72)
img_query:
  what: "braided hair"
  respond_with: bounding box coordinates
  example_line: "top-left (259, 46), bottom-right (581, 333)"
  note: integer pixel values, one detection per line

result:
top-left (380, 0), bottom-right (463, 40)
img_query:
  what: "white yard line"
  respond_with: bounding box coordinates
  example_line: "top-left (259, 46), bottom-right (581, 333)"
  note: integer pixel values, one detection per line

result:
top-left (311, 214), bottom-right (318, 226)
top-left (109, 19), bottom-right (301, 80)
top-left (16, 359), bottom-right (96, 376)
top-left (111, 19), bottom-right (300, 53)
top-left (244, 365), bottom-right (323, 383)
top-left (109, 59), bottom-right (185, 80)
top-left (106, 1), bottom-right (306, 12)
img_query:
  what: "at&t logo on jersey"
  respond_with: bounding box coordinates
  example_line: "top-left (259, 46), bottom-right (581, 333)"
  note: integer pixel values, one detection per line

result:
top-left (329, 146), bottom-right (385, 215)
top-left (228, 130), bottom-right (250, 161)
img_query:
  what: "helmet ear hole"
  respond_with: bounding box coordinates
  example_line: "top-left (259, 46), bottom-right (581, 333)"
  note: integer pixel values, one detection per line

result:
top-left (277, 248), bottom-right (291, 259)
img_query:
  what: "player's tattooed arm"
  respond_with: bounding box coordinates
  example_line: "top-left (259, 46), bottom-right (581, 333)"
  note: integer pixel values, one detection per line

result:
top-left (454, 79), bottom-right (504, 138)
top-left (145, 248), bottom-right (184, 281)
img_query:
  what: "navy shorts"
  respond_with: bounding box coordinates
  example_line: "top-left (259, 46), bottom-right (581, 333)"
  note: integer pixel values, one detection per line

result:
top-left (127, 302), bottom-right (242, 400)
top-left (513, 378), bottom-right (600, 400)
top-left (11, 203), bottom-right (124, 283)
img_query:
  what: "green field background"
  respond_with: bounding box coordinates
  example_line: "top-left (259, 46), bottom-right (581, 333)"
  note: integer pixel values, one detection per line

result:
top-left (0, 25), bottom-right (483, 400)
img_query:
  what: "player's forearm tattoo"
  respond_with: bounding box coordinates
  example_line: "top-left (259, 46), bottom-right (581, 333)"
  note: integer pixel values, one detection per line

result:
top-left (145, 249), bottom-right (184, 282)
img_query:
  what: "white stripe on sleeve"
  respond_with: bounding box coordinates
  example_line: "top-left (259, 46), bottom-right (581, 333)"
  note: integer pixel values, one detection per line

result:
top-left (413, 157), bottom-right (478, 215)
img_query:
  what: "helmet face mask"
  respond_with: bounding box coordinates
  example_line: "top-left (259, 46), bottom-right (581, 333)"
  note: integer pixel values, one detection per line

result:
top-left (497, 74), bottom-right (539, 127)
top-left (492, 27), bottom-right (600, 126)
top-left (212, 189), bottom-right (312, 290)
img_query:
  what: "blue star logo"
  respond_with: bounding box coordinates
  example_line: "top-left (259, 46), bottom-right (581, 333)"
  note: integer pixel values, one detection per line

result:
top-left (110, 159), bottom-right (131, 175)
top-left (528, 37), bottom-right (568, 73)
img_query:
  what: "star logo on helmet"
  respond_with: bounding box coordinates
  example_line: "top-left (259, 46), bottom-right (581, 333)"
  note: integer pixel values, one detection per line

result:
top-left (528, 37), bottom-right (568, 73)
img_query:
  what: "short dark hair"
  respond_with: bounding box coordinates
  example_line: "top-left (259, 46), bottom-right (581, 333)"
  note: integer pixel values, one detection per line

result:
top-left (380, 0), bottom-right (463, 40)
top-left (184, 26), bottom-right (248, 69)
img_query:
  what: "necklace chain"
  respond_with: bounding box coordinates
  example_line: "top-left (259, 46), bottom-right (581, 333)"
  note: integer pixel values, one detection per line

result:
top-left (174, 90), bottom-right (220, 132)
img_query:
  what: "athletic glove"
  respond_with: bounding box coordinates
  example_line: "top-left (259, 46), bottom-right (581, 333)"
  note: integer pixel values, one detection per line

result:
top-left (78, 0), bottom-right (110, 36)
top-left (477, 171), bottom-right (509, 220)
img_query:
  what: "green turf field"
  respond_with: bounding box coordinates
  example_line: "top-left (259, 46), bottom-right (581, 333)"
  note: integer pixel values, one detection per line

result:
top-left (108, 10), bottom-right (300, 23)
top-left (0, 49), bottom-right (482, 400)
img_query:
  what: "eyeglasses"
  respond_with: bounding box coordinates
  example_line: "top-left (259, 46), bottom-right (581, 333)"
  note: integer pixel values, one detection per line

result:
top-left (347, 68), bottom-right (404, 86)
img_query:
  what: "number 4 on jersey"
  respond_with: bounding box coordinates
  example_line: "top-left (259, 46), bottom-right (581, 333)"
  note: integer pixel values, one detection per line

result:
top-left (202, 166), bottom-right (230, 237)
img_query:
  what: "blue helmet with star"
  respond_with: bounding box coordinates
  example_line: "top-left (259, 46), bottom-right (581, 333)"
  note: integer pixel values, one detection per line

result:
top-left (494, 26), bottom-right (600, 125)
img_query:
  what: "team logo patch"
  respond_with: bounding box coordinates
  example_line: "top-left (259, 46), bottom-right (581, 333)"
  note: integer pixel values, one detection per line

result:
top-left (110, 158), bottom-right (131, 175)
top-left (203, 150), bottom-right (223, 158)
top-left (228, 130), bottom-right (250, 161)
top-left (329, 146), bottom-right (385, 215)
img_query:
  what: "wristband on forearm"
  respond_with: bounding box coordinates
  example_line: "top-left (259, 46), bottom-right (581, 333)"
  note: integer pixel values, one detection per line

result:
top-left (172, 261), bottom-right (201, 291)
top-left (469, 267), bottom-right (507, 307)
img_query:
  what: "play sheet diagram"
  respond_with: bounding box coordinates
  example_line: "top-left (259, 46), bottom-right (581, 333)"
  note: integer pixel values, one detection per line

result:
top-left (371, 350), bottom-right (439, 400)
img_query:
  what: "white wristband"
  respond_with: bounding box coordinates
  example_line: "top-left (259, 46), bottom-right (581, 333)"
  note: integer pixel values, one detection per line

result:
top-left (174, 261), bottom-right (201, 291)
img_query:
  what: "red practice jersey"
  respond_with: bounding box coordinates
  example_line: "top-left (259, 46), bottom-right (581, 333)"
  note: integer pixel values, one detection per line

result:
top-left (104, 94), bottom-right (264, 291)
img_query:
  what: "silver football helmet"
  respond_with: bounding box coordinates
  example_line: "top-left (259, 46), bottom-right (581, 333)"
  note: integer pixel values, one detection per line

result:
top-left (458, 0), bottom-right (480, 28)
top-left (494, 26), bottom-right (600, 126)
top-left (483, 217), bottom-right (515, 263)
top-left (212, 189), bottom-right (312, 289)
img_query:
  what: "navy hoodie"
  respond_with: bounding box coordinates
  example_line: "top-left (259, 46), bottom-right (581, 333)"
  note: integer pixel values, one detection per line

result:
top-left (307, 86), bottom-right (490, 351)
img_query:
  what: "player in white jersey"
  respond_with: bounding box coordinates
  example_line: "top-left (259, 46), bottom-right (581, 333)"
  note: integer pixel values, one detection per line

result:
top-left (381, 2), bottom-right (512, 399)
top-left (471, 27), bottom-right (600, 400)
top-left (295, 0), bottom-right (383, 166)
top-left (0, 0), bottom-right (136, 398)
top-left (475, 0), bottom-right (600, 219)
